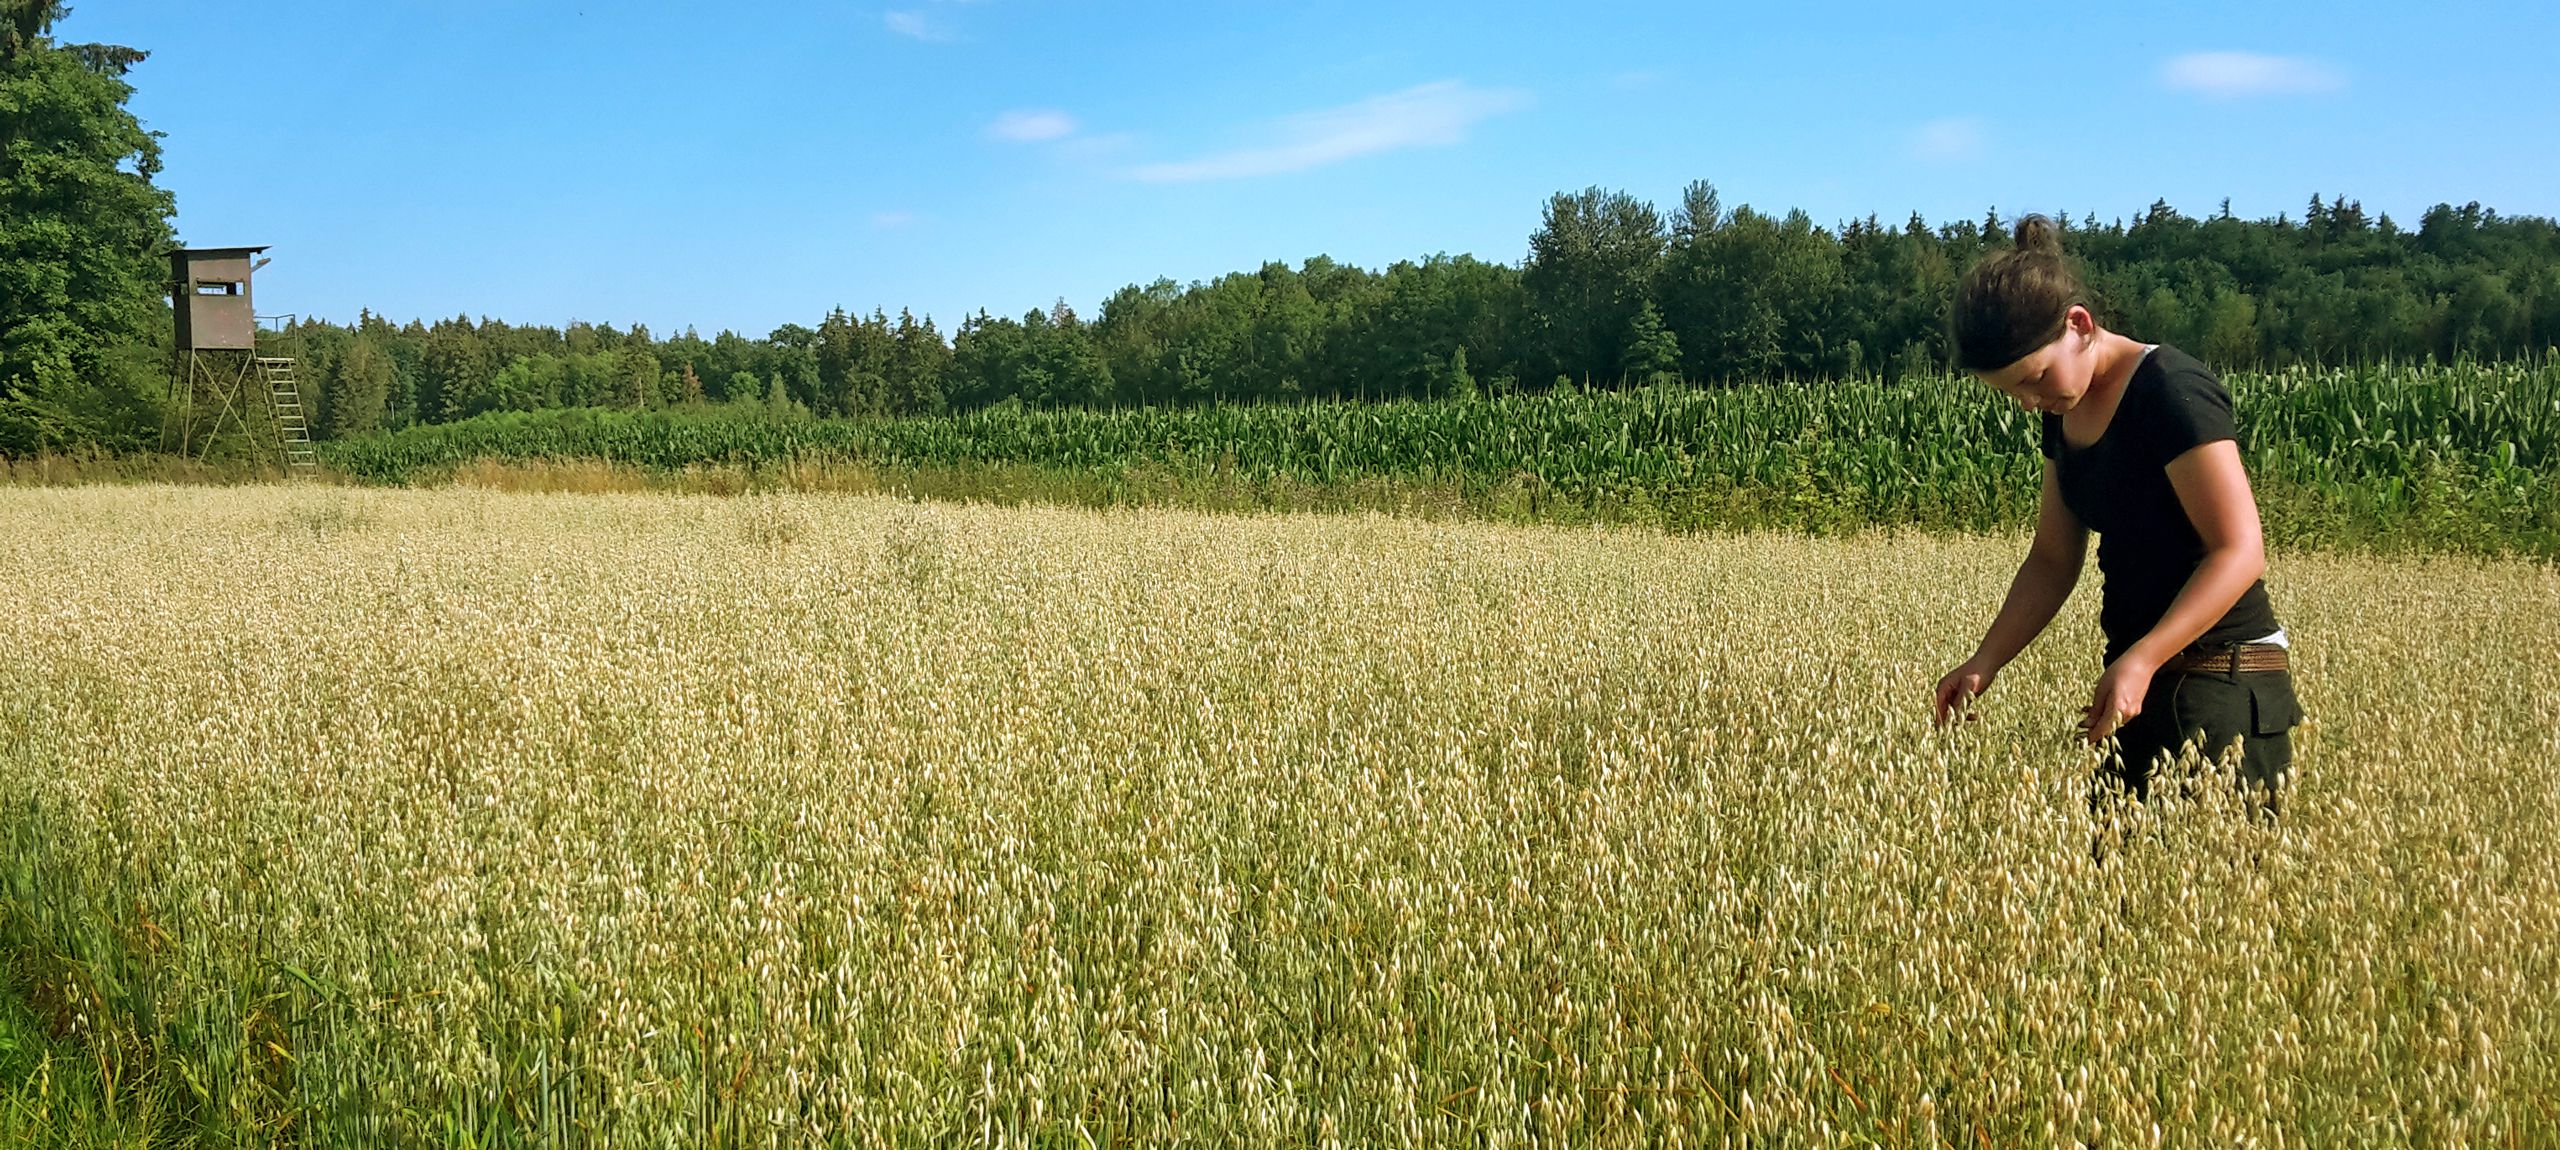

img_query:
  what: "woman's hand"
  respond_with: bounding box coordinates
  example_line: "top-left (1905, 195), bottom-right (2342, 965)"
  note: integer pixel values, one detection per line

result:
top-left (1933, 658), bottom-right (1998, 727)
top-left (2080, 654), bottom-right (2160, 744)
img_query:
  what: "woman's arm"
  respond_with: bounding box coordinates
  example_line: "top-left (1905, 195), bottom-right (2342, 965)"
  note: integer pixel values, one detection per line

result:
top-left (2080, 439), bottom-right (2265, 739)
top-left (1935, 460), bottom-right (2086, 724)
top-left (2127, 440), bottom-right (2266, 668)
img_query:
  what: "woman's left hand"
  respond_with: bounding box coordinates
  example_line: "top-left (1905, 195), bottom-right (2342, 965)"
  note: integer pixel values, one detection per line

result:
top-left (2080, 654), bottom-right (2159, 744)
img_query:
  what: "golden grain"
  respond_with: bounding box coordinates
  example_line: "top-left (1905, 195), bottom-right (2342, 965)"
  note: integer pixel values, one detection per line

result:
top-left (0, 486), bottom-right (2554, 1146)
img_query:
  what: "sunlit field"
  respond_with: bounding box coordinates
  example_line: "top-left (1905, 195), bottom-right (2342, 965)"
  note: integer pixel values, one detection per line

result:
top-left (2, 486), bottom-right (2555, 1146)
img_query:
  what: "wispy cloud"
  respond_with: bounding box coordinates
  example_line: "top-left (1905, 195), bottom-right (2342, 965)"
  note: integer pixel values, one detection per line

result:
top-left (2159, 51), bottom-right (2344, 98)
top-left (883, 10), bottom-right (952, 42)
top-left (870, 211), bottom-right (917, 229)
top-left (1131, 80), bottom-right (1529, 183)
top-left (1910, 118), bottom-right (1986, 163)
top-left (988, 109), bottom-right (1079, 143)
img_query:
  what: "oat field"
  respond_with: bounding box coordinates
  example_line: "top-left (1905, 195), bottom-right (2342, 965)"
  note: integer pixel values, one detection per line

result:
top-left (2, 486), bottom-right (2556, 1147)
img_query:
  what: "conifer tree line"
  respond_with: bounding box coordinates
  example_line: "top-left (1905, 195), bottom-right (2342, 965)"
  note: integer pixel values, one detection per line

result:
top-left (4, 0), bottom-right (2558, 454)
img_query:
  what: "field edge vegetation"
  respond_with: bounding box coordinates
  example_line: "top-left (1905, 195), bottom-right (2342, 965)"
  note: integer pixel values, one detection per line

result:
top-left (280, 363), bottom-right (2560, 559)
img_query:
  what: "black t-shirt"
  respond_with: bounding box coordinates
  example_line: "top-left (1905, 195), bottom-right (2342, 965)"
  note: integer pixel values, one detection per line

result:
top-left (2040, 344), bottom-right (2280, 662)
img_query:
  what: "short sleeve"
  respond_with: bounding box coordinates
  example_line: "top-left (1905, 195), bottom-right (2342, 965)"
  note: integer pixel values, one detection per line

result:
top-left (2039, 412), bottom-right (2061, 460)
top-left (2148, 364), bottom-right (2237, 466)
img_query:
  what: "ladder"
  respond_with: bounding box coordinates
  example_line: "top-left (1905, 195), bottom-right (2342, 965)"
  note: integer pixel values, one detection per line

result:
top-left (256, 357), bottom-right (319, 475)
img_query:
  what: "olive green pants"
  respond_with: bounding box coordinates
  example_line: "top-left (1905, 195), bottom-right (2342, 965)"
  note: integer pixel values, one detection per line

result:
top-left (2096, 662), bottom-right (2304, 819)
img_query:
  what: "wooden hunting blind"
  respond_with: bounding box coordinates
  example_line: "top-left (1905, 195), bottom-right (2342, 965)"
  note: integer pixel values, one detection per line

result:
top-left (171, 246), bottom-right (265, 351)
top-left (165, 246), bottom-right (314, 472)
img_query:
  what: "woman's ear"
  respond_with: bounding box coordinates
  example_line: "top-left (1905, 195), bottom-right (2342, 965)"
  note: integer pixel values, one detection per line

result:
top-left (2065, 305), bottom-right (2097, 338)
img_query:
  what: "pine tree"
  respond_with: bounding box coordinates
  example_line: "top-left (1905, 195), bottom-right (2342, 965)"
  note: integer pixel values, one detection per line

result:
top-left (1445, 345), bottom-right (1477, 401)
top-left (327, 334), bottom-right (392, 438)
top-left (1623, 301), bottom-right (1681, 387)
top-left (0, 2), bottom-right (179, 455)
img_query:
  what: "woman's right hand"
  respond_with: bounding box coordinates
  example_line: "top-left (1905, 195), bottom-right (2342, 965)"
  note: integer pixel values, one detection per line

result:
top-left (1933, 658), bottom-right (1997, 727)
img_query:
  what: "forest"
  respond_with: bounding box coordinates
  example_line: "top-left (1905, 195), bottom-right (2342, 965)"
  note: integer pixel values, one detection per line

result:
top-left (231, 191), bottom-right (2560, 449)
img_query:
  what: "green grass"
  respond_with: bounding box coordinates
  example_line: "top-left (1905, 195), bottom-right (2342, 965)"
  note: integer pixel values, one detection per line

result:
top-left (0, 953), bottom-right (178, 1148)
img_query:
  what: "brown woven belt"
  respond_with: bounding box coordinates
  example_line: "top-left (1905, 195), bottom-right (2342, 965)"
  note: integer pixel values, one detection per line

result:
top-left (2162, 643), bottom-right (2289, 675)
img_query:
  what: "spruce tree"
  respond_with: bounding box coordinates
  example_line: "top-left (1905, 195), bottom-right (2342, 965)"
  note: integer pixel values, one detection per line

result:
top-left (0, 2), bottom-right (178, 455)
top-left (1624, 300), bottom-right (1681, 388)
top-left (1445, 344), bottom-right (1477, 401)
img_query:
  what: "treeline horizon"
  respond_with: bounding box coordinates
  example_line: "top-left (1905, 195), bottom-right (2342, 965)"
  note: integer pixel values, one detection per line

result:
top-left (257, 188), bottom-right (2560, 444)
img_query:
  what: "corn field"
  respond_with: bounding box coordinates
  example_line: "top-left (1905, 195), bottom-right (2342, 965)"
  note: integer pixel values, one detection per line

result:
top-left (2, 486), bottom-right (2557, 1146)
top-left (321, 363), bottom-right (2560, 555)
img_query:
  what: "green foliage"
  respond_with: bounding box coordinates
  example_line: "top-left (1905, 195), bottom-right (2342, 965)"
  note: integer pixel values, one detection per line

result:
top-left (0, 4), bottom-right (175, 456)
top-left (1443, 344), bottom-right (1476, 401)
top-left (325, 331), bottom-right (392, 438)
top-left (1525, 187), bottom-right (1667, 386)
top-left (186, 189), bottom-right (2560, 452)
top-left (0, 969), bottom-right (176, 1147)
top-left (325, 361), bottom-right (2560, 557)
top-left (1622, 300), bottom-right (1680, 387)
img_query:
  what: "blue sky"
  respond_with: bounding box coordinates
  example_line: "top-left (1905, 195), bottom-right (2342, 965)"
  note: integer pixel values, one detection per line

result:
top-left (65, 1), bottom-right (2560, 338)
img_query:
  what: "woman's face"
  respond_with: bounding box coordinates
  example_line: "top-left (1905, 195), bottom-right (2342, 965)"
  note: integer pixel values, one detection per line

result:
top-left (1974, 307), bottom-right (2099, 414)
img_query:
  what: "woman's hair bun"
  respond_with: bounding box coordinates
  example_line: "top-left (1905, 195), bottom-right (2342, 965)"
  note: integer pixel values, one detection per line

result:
top-left (2012, 214), bottom-right (2062, 254)
top-left (1952, 213), bottom-right (2090, 370)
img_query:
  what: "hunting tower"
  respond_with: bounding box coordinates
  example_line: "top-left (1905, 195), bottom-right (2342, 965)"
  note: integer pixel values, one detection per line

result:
top-left (166, 246), bottom-right (314, 472)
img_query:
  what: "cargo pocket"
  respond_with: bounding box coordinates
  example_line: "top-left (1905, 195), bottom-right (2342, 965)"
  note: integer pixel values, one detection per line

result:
top-left (2168, 671), bottom-right (2244, 744)
top-left (2248, 672), bottom-right (2304, 736)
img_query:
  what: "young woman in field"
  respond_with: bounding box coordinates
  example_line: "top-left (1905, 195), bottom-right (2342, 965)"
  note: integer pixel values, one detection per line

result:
top-left (1930, 215), bottom-right (2303, 816)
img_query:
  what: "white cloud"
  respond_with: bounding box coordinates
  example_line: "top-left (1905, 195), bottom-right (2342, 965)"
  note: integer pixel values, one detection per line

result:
top-left (883, 11), bottom-right (952, 42)
top-left (1910, 118), bottom-right (1986, 163)
top-left (870, 211), bottom-right (917, 229)
top-left (2160, 52), bottom-right (2344, 98)
top-left (988, 109), bottom-right (1079, 143)
top-left (1131, 80), bottom-right (1529, 183)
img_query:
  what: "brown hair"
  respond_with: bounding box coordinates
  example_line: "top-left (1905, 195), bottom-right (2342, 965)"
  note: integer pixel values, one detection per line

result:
top-left (1952, 215), bottom-right (2092, 371)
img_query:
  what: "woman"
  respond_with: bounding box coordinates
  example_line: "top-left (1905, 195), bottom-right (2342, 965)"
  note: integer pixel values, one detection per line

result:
top-left (1930, 215), bottom-right (2303, 816)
